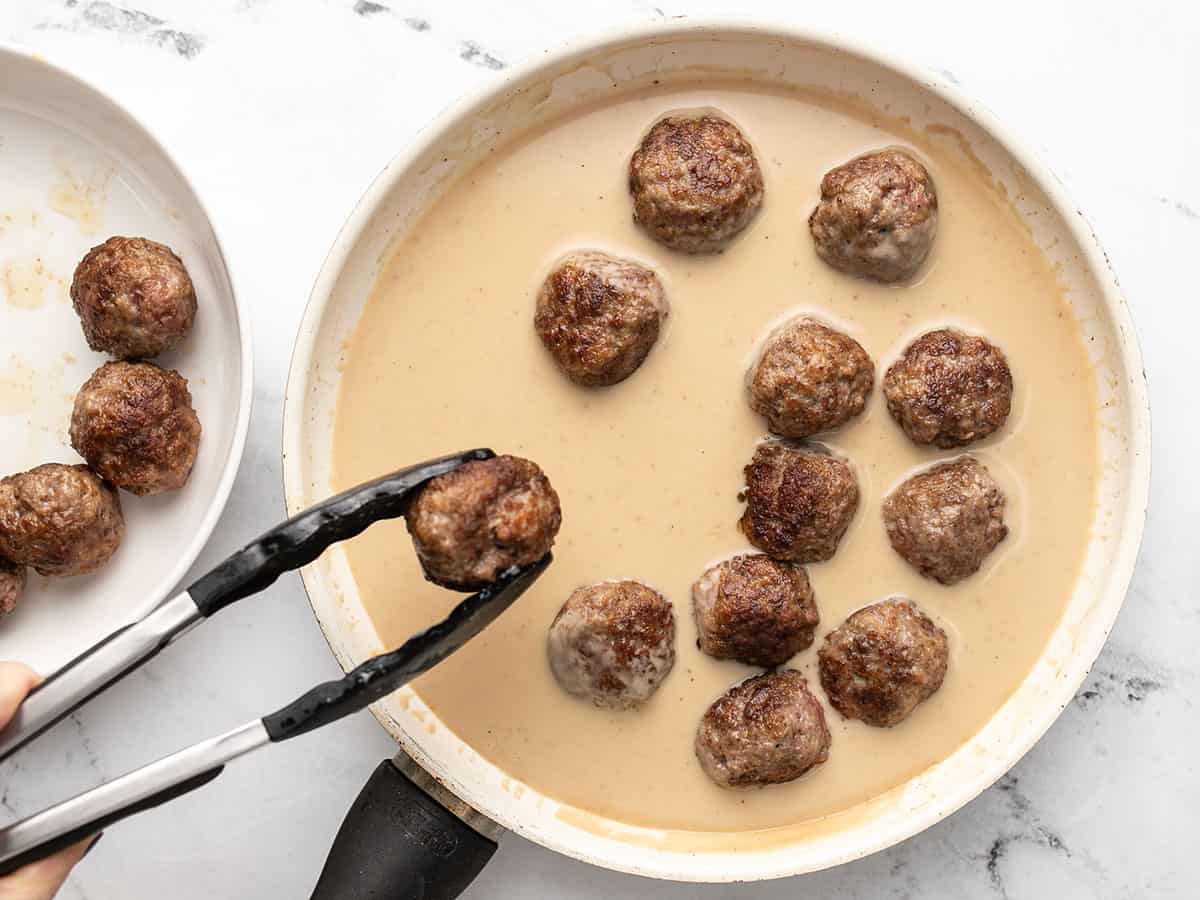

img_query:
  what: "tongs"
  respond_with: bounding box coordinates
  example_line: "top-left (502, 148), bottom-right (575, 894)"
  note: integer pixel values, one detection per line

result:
top-left (0, 448), bottom-right (550, 876)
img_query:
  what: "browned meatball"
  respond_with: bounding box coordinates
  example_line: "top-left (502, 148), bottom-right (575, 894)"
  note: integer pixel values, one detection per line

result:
top-left (547, 581), bottom-right (675, 709)
top-left (883, 457), bottom-right (1008, 585)
top-left (819, 598), bottom-right (948, 727)
top-left (748, 317), bottom-right (874, 439)
top-left (883, 329), bottom-right (1013, 448)
top-left (809, 148), bottom-right (938, 283)
top-left (534, 251), bottom-right (667, 386)
top-left (0, 464), bottom-right (124, 577)
top-left (692, 554), bottom-right (819, 668)
top-left (71, 236), bottom-right (197, 359)
top-left (405, 455), bottom-right (561, 591)
top-left (695, 670), bottom-right (830, 788)
top-left (739, 442), bottom-right (859, 563)
top-left (0, 557), bottom-right (25, 617)
top-left (629, 114), bottom-right (764, 253)
top-left (69, 361), bottom-right (201, 496)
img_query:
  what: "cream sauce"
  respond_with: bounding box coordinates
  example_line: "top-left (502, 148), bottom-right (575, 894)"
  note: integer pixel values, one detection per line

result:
top-left (332, 83), bottom-right (1098, 832)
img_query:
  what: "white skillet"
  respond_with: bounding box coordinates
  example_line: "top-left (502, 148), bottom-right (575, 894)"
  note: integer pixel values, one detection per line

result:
top-left (283, 20), bottom-right (1151, 888)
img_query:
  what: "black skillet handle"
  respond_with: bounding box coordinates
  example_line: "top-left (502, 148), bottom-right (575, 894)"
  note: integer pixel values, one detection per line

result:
top-left (310, 759), bottom-right (497, 900)
top-left (187, 449), bottom-right (493, 617)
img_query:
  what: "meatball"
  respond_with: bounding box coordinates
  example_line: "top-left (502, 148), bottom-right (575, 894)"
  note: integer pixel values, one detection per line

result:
top-left (629, 114), bottom-right (764, 253)
top-left (547, 581), bottom-right (675, 709)
top-left (818, 598), bottom-right (948, 727)
top-left (405, 455), bottom-right (561, 591)
top-left (71, 236), bottom-right (197, 359)
top-left (534, 251), bottom-right (667, 386)
top-left (748, 317), bottom-right (874, 439)
top-left (69, 361), bottom-right (201, 496)
top-left (883, 456), bottom-right (1008, 585)
top-left (0, 557), bottom-right (25, 617)
top-left (695, 670), bottom-right (830, 788)
top-left (0, 464), bottom-right (124, 577)
top-left (739, 442), bottom-right (859, 563)
top-left (883, 329), bottom-right (1013, 448)
top-left (692, 554), bottom-right (819, 668)
top-left (808, 148), bottom-right (938, 283)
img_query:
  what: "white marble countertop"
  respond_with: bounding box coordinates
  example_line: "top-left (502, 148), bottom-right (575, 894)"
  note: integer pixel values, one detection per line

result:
top-left (0, 1), bottom-right (1194, 897)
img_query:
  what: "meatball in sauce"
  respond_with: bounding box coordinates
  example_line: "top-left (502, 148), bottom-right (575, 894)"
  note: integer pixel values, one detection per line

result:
top-left (534, 250), bottom-right (667, 386)
top-left (695, 670), bottom-right (830, 788)
top-left (71, 236), bottom-right (197, 359)
top-left (883, 456), bottom-right (1008, 585)
top-left (629, 114), bottom-right (764, 253)
top-left (692, 554), bottom-right (819, 668)
top-left (405, 455), bottom-right (561, 591)
top-left (819, 598), bottom-right (949, 727)
top-left (883, 328), bottom-right (1013, 448)
top-left (547, 580), bottom-right (676, 710)
top-left (0, 464), bottom-right (124, 577)
top-left (809, 148), bottom-right (938, 283)
top-left (748, 317), bottom-right (874, 439)
top-left (70, 361), bottom-right (201, 495)
top-left (739, 442), bottom-right (859, 563)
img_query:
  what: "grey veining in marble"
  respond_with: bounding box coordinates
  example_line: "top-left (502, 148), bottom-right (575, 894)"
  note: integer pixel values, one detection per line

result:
top-left (0, 1), bottom-right (1195, 898)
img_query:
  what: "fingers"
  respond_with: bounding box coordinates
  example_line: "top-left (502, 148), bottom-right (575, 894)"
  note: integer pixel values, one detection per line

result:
top-left (0, 665), bottom-right (96, 898)
top-left (0, 663), bottom-right (40, 730)
top-left (0, 835), bottom-right (97, 900)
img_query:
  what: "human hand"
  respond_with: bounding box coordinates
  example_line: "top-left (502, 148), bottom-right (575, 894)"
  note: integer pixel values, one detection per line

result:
top-left (0, 662), bottom-right (98, 900)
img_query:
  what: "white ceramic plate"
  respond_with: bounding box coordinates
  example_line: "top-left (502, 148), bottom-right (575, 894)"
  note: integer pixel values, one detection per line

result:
top-left (0, 46), bottom-right (251, 674)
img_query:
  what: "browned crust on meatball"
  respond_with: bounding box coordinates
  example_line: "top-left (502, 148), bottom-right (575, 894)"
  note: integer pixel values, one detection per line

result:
top-left (629, 115), bottom-right (764, 254)
top-left (695, 670), bottom-right (831, 787)
top-left (748, 318), bottom-right (875, 439)
top-left (534, 251), bottom-right (667, 386)
top-left (692, 554), bottom-right (819, 668)
top-left (0, 464), bottom-right (124, 577)
top-left (547, 581), bottom-right (676, 709)
top-left (0, 557), bottom-right (25, 617)
top-left (69, 361), bottom-right (202, 495)
top-left (405, 455), bottom-right (561, 591)
top-left (739, 443), bottom-right (859, 563)
top-left (808, 148), bottom-right (938, 283)
top-left (883, 456), bottom-right (1008, 585)
top-left (818, 598), bottom-right (948, 727)
top-left (70, 236), bottom-right (197, 359)
top-left (883, 329), bottom-right (1013, 448)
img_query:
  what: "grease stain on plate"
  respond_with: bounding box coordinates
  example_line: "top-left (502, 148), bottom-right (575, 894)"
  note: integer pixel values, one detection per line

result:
top-left (2, 257), bottom-right (59, 310)
top-left (48, 156), bottom-right (111, 235)
top-left (0, 356), bottom-right (36, 415)
top-left (0, 353), bottom-right (71, 422)
top-left (0, 209), bottom-right (40, 234)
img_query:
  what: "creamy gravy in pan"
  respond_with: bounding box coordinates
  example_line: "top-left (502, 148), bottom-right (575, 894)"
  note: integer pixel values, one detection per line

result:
top-left (332, 83), bottom-right (1098, 832)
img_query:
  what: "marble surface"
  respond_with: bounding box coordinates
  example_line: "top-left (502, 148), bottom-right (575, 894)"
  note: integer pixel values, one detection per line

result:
top-left (0, 1), bottom-right (1194, 897)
